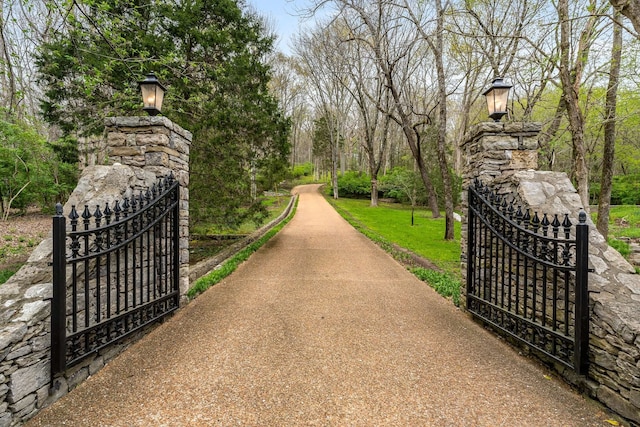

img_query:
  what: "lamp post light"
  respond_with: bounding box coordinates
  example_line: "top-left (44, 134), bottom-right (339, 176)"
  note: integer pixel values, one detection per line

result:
top-left (138, 72), bottom-right (166, 116)
top-left (482, 77), bottom-right (512, 122)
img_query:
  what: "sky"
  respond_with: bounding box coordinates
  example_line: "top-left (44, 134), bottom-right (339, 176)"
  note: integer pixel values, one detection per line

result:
top-left (247, 0), bottom-right (318, 54)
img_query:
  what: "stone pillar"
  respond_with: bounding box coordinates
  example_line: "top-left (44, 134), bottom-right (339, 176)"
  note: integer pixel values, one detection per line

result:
top-left (459, 122), bottom-right (541, 188)
top-left (103, 116), bottom-right (191, 298)
top-left (459, 122), bottom-right (541, 306)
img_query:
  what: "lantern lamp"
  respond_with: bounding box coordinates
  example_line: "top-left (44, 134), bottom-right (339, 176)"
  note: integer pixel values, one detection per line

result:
top-left (482, 77), bottom-right (512, 122)
top-left (138, 72), bottom-right (166, 116)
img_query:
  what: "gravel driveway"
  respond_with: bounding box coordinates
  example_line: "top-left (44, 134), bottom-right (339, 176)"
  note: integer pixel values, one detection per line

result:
top-left (26, 184), bottom-right (611, 426)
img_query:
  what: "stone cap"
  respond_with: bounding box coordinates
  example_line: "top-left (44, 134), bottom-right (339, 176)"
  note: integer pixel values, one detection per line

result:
top-left (461, 121), bottom-right (542, 147)
top-left (104, 116), bottom-right (192, 142)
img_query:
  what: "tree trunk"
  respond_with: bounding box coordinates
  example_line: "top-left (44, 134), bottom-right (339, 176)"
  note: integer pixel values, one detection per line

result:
top-left (415, 151), bottom-right (440, 216)
top-left (538, 97), bottom-right (566, 169)
top-left (558, 0), bottom-right (596, 211)
top-left (609, 0), bottom-right (640, 35)
top-left (371, 179), bottom-right (379, 207)
top-left (432, 0), bottom-right (455, 240)
top-left (0, 2), bottom-right (17, 113)
top-left (332, 129), bottom-right (339, 199)
top-left (597, 12), bottom-right (622, 239)
top-left (250, 160), bottom-right (257, 201)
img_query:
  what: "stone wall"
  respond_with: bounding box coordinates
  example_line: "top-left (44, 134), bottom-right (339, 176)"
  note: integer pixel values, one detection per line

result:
top-left (460, 122), bottom-right (640, 425)
top-left (0, 116), bottom-right (191, 426)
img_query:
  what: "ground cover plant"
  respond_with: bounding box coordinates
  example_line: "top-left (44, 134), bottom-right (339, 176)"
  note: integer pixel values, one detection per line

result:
top-left (327, 197), bottom-right (462, 305)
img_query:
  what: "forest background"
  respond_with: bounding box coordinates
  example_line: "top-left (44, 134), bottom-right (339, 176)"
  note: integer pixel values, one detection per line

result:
top-left (1, 0), bottom-right (640, 244)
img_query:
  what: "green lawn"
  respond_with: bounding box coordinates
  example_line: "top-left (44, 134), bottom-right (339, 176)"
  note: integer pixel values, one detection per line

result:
top-left (594, 205), bottom-right (640, 239)
top-left (329, 198), bottom-right (462, 275)
top-left (592, 205), bottom-right (640, 266)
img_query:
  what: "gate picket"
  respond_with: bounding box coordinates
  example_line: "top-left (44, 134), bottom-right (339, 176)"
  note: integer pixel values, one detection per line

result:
top-left (51, 174), bottom-right (180, 378)
top-left (467, 179), bottom-right (589, 373)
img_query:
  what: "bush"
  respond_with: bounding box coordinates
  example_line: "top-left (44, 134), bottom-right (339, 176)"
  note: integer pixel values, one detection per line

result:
top-left (290, 162), bottom-right (313, 179)
top-left (591, 174), bottom-right (640, 205)
top-left (378, 167), bottom-right (424, 204)
top-left (0, 115), bottom-right (78, 216)
top-left (334, 171), bottom-right (371, 197)
top-left (378, 167), bottom-right (462, 209)
top-left (613, 175), bottom-right (640, 205)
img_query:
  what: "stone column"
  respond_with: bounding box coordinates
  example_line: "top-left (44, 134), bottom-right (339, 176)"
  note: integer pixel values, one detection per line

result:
top-left (459, 122), bottom-right (540, 188)
top-left (103, 116), bottom-right (191, 298)
top-left (459, 122), bottom-right (541, 306)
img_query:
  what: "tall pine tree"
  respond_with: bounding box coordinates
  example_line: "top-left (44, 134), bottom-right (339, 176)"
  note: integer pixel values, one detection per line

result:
top-left (37, 0), bottom-right (290, 227)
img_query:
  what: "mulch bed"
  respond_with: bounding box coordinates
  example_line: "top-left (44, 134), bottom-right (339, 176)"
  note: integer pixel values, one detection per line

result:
top-left (0, 212), bottom-right (50, 272)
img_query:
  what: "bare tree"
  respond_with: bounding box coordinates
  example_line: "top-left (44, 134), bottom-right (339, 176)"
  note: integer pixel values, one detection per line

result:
top-left (332, 15), bottom-right (391, 206)
top-left (557, 0), bottom-right (608, 210)
top-left (401, 0), bottom-right (455, 238)
top-left (335, 0), bottom-right (441, 215)
top-left (0, 0), bottom-right (60, 120)
top-left (294, 23), bottom-right (354, 199)
top-left (597, 10), bottom-right (623, 238)
top-left (269, 52), bottom-right (311, 167)
top-left (609, 0), bottom-right (640, 34)
top-left (0, 1), bottom-right (17, 114)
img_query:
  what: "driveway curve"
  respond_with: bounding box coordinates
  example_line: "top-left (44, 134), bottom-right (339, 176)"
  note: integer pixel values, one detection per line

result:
top-left (28, 184), bottom-right (609, 426)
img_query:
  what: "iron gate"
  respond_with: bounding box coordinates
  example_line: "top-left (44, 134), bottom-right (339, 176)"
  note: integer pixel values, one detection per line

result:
top-left (466, 179), bottom-right (589, 374)
top-left (51, 174), bottom-right (180, 377)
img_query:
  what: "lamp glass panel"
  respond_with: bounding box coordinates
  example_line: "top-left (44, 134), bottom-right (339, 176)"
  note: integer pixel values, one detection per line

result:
top-left (485, 90), bottom-right (495, 115)
top-left (493, 87), bottom-right (509, 113)
top-left (154, 86), bottom-right (164, 111)
top-left (140, 83), bottom-right (156, 109)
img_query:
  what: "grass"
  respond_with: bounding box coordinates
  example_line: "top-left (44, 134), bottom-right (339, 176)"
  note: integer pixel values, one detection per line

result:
top-left (0, 267), bottom-right (20, 285)
top-left (411, 268), bottom-right (461, 306)
top-left (608, 238), bottom-right (631, 257)
top-left (191, 195), bottom-right (292, 235)
top-left (327, 197), bottom-right (463, 305)
top-left (594, 205), bottom-right (640, 239)
top-left (187, 197), bottom-right (298, 299)
top-left (592, 206), bottom-right (640, 266)
top-left (329, 198), bottom-right (461, 275)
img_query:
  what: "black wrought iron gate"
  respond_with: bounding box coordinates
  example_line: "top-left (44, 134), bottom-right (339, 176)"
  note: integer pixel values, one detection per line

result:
top-left (466, 179), bottom-right (589, 374)
top-left (51, 175), bottom-right (180, 377)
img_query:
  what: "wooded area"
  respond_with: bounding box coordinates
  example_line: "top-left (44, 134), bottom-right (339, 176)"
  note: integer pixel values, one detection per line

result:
top-left (269, 0), bottom-right (640, 239)
top-left (0, 0), bottom-right (290, 229)
top-left (0, 0), bottom-right (639, 239)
